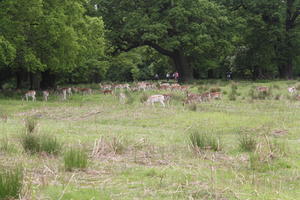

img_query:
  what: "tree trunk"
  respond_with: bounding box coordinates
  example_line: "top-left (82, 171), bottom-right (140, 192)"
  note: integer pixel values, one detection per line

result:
top-left (41, 70), bottom-right (56, 89)
top-left (172, 50), bottom-right (193, 82)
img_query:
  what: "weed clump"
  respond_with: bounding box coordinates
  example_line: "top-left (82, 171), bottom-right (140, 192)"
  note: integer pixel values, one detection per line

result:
top-left (238, 133), bottom-right (257, 152)
top-left (64, 147), bottom-right (88, 171)
top-left (0, 166), bottom-right (23, 199)
top-left (189, 130), bottom-right (221, 152)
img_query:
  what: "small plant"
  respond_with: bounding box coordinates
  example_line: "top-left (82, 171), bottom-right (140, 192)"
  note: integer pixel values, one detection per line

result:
top-left (0, 166), bottom-right (23, 199)
top-left (92, 136), bottom-right (126, 157)
top-left (188, 103), bottom-right (197, 111)
top-left (189, 130), bottom-right (221, 152)
top-left (40, 135), bottom-right (62, 155)
top-left (25, 117), bottom-right (37, 133)
top-left (239, 133), bottom-right (257, 152)
top-left (64, 147), bottom-right (88, 171)
top-left (249, 152), bottom-right (261, 171)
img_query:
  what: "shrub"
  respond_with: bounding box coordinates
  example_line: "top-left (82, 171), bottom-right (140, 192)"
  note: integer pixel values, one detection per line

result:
top-left (189, 130), bottom-right (221, 152)
top-left (40, 135), bottom-right (62, 155)
top-left (239, 134), bottom-right (257, 152)
top-left (21, 133), bottom-right (40, 154)
top-left (64, 147), bottom-right (88, 171)
top-left (0, 166), bottom-right (23, 199)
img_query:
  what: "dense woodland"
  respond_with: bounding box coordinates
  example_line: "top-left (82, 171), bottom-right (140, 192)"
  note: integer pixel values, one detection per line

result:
top-left (0, 0), bottom-right (300, 89)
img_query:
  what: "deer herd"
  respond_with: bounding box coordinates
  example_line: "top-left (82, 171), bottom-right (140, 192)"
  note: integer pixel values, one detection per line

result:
top-left (19, 82), bottom-right (300, 106)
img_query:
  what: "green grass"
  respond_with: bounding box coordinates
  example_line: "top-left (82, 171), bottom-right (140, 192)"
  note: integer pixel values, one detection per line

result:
top-left (64, 147), bottom-right (88, 171)
top-left (0, 166), bottom-right (23, 199)
top-left (0, 80), bottom-right (300, 199)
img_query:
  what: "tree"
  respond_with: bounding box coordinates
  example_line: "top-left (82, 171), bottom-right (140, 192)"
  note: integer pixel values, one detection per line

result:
top-left (93, 0), bottom-right (231, 82)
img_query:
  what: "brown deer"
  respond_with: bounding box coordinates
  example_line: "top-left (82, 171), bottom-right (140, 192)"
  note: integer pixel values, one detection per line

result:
top-left (24, 90), bottom-right (36, 101)
top-left (43, 90), bottom-right (49, 101)
top-left (146, 95), bottom-right (166, 107)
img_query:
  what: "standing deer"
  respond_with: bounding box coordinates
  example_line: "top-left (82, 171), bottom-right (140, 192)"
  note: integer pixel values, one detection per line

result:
top-left (24, 90), bottom-right (36, 101)
top-left (146, 95), bottom-right (166, 107)
top-left (119, 92), bottom-right (126, 104)
top-left (43, 90), bottom-right (49, 101)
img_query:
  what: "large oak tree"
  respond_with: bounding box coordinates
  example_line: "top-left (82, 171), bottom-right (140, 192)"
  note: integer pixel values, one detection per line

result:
top-left (93, 0), bottom-right (231, 82)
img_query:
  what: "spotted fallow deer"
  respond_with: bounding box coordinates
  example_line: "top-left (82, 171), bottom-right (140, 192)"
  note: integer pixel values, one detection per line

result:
top-left (24, 90), bottom-right (36, 101)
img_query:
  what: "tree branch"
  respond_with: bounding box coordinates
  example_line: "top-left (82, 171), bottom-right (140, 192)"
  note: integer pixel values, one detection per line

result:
top-left (144, 41), bottom-right (174, 57)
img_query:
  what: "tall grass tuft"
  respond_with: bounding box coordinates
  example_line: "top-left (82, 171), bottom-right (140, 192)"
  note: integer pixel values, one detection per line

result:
top-left (25, 117), bottom-right (37, 133)
top-left (64, 147), bottom-right (88, 171)
top-left (189, 130), bottom-right (221, 152)
top-left (0, 137), bottom-right (16, 154)
top-left (0, 166), bottom-right (23, 199)
top-left (140, 93), bottom-right (149, 103)
top-left (125, 91), bottom-right (134, 104)
top-left (239, 133), bottom-right (257, 152)
top-left (21, 133), bottom-right (62, 155)
top-left (228, 83), bottom-right (238, 101)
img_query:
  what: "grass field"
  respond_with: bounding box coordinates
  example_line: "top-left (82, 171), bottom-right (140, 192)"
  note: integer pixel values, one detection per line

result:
top-left (1, 80), bottom-right (300, 200)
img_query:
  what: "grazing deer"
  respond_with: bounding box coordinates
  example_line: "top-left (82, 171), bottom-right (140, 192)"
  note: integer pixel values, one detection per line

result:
top-left (201, 92), bottom-right (211, 101)
top-left (163, 94), bottom-right (172, 105)
top-left (184, 92), bottom-right (202, 104)
top-left (80, 88), bottom-right (92, 95)
top-left (58, 88), bottom-right (68, 100)
top-left (43, 90), bottom-right (49, 101)
top-left (288, 87), bottom-right (296, 94)
top-left (102, 89), bottom-right (113, 95)
top-left (24, 90), bottom-right (36, 101)
top-left (72, 87), bottom-right (79, 93)
top-left (119, 92), bottom-right (126, 104)
top-left (146, 95), bottom-right (166, 107)
top-left (256, 86), bottom-right (269, 92)
top-left (210, 92), bottom-right (221, 100)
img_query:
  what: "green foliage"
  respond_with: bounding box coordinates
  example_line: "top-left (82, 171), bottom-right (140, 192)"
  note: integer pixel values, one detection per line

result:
top-left (228, 83), bottom-right (238, 101)
top-left (25, 117), bottom-right (37, 134)
top-left (0, 166), bottom-right (23, 199)
top-left (64, 148), bottom-right (88, 171)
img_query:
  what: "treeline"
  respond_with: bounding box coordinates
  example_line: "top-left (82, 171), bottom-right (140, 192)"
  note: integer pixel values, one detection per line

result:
top-left (0, 0), bottom-right (300, 89)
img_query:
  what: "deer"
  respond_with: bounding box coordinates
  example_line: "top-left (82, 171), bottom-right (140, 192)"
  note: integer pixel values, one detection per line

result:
top-left (184, 92), bottom-right (202, 105)
top-left (102, 89), bottom-right (113, 95)
top-left (119, 92), bottom-right (126, 104)
top-left (288, 87), bottom-right (296, 94)
top-left (79, 88), bottom-right (92, 95)
top-left (42, 90), bottom-right (49, 101)
top-left (24, 90), bottom-right (36, 102)
top-left (210, 92), bottom-right (222, 100)
top-left (256, 86), bottom-right (269, 92)
top-left (145, 95), bottom-right (166, 107)
top-left (58, 88), bottom-right (68, 100)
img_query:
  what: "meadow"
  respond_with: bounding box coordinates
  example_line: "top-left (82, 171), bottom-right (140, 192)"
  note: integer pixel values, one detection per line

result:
top-left (1, 80), bottom-right (300, 200)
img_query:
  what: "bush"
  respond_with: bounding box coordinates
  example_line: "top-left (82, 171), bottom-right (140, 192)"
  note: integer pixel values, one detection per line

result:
top-left (64, 148), bottom-right (88, 171)
top-left (239, 134), bottom-right (257, 152)
top-left (0, 166), bottom-right (23, 199)
top-left (21, 133), bottom-right (62, 155)
top-left (189, 130), bottom-right (221, 152)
